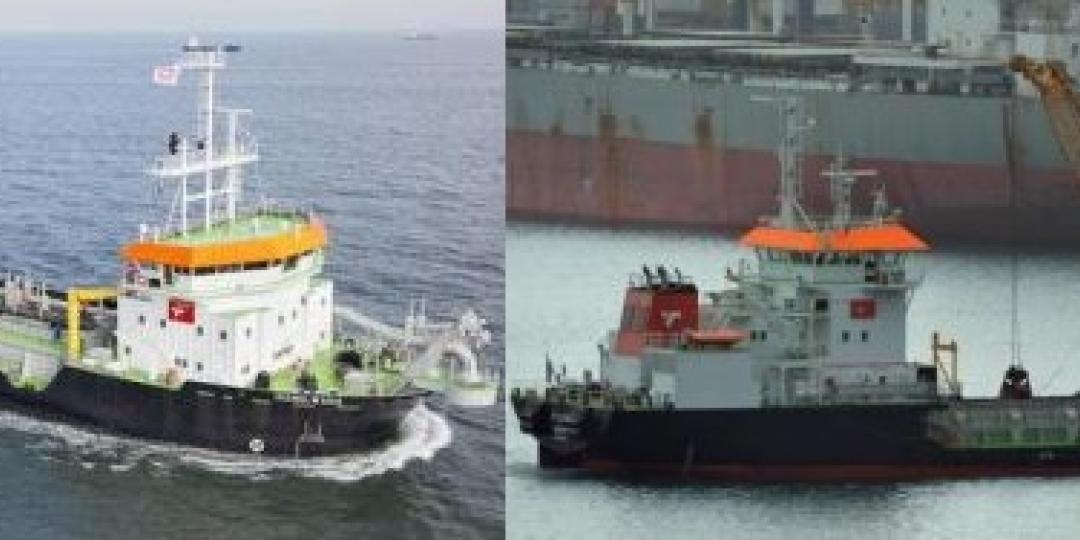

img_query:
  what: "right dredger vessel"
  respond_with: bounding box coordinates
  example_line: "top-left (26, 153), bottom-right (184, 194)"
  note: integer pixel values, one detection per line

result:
top-left (512, 97), bottom-right (1080, 480)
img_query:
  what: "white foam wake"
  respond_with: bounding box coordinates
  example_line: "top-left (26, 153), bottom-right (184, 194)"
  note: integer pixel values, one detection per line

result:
top-left (0, 403), bottom-right (453, 482)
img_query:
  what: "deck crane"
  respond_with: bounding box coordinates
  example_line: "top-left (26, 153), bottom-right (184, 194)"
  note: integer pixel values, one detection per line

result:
top-left (1009, 55), bottom-right (1080, 176)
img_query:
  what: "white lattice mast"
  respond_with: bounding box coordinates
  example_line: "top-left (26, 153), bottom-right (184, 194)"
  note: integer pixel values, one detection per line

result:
top-left (148, 37), bottom-right (257, 235)
top-left (754, 96), bottom-right (814, 229)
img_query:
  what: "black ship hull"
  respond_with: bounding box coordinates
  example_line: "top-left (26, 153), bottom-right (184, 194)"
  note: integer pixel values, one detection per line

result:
top-left (514, 399), bottom-right (1080, 481)
top-left (0, 367), bottom-right (427, 457)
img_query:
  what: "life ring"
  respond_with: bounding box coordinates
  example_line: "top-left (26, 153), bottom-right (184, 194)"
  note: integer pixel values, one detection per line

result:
top-left (249, 437), bottom-right (265, 453)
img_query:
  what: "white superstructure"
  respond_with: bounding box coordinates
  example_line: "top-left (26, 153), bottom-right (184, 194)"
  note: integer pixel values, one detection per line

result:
top-left (595, 100), bottom-right (943, 410)
top-left (107, 39), bottom-right (334, 388)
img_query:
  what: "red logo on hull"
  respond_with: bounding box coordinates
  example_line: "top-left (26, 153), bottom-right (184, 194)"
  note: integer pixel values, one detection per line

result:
top-left (168, 298), bottom-right (196, 324)
top-left (850, 298), bottom-right (876, 320)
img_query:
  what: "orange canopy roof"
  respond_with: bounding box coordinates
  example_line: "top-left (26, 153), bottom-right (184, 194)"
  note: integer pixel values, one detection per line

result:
top-left (122, 219), bottom-right (328, 268)
top-left (739, 223), bottom-right (929, 253)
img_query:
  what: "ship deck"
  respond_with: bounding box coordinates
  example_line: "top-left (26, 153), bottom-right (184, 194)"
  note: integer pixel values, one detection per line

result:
top-left (0, 316), bottom-right (409, 396)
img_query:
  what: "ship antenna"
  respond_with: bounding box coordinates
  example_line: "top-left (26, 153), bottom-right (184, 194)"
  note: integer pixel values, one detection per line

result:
top-left (148, 37), bottom-right (255, 234)
top-left (753, 96), bottom-right (815, 229)
top-left (821, 153), bottom-right (878, 229)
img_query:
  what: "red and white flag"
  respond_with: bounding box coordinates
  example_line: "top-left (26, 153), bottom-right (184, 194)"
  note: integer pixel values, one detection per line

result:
top-left (152, 64), bottom-right (181, 86)
top-left (168, 297), bottom-right (196, 324)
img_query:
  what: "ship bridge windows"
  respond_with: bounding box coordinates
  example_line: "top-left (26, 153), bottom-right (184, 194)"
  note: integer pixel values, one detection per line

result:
top-left (164, 252), bottom-right (316, 280)
top-left (814, 299), bottom-right (829, 313)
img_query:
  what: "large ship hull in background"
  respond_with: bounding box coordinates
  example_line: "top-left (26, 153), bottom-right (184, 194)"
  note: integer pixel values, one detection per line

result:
top-left (507, 57), bottom-right (1080, 244)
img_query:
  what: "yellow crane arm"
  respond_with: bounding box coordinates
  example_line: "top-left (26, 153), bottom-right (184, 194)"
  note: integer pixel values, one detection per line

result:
top-left (1010, 55), bottom-right (1080, 175)
top-left (66, 287), bottom-right (118, 362)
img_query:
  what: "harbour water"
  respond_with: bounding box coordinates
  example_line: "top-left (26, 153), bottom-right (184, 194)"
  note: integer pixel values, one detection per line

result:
top-left (507, 223), bottom-right (1080, 539)
top-left (0, 32), bottom-right (504, 539)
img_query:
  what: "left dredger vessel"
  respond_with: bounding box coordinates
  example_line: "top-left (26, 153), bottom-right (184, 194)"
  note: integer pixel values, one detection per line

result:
top-left (0, 39), bottom-right (497, 457)
top-left (513, 98), bottom-right (1080, 481)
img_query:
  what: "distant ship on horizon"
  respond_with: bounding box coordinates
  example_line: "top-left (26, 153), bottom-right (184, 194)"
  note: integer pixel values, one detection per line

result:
top-left (403, 31), bottom-right (439, 41)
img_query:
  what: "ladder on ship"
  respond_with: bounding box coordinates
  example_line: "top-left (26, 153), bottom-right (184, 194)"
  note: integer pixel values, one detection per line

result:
top-left (1010, 55), bottom-right (1080, 177)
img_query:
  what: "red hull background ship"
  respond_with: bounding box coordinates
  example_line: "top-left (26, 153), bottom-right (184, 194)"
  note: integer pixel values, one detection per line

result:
top-left (507, 0), bottom-right (1080, 244)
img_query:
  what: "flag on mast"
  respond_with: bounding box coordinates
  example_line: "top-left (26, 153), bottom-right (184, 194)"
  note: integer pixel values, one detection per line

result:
top-left (152, 64), bottom-right (181, 86)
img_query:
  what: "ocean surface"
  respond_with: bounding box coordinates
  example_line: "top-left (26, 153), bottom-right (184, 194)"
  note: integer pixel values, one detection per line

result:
top-left (0, 32), bottom-right (504, 539)
top-left (507, 223), bottom-right (1080, 540)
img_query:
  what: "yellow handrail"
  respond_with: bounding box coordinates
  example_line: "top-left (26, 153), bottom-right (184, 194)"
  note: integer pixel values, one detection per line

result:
top-left (66, 287), bottom-right (118, 361)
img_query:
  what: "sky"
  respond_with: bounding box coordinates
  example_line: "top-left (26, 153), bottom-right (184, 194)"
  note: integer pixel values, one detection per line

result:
top-left (0, 0), bottom-right (503, 33)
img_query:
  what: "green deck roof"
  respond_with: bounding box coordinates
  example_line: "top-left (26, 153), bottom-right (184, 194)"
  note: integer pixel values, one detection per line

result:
top-left (164, 213), bottom-right (307, 247)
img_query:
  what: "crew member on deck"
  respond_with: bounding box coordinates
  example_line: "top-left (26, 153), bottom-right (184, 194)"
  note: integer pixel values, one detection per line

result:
top-left (167, 131), bottom-right (180, 155)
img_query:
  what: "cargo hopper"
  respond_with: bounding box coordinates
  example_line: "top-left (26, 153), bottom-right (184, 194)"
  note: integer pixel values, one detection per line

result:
top-left (507, 2), bottom-right (1080, 244)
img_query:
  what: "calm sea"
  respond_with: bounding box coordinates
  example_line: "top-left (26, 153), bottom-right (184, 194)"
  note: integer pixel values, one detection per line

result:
top-left (0, 32), bottom-right (504, 539)
top-left (507, 223), bottom-right (1080, 540)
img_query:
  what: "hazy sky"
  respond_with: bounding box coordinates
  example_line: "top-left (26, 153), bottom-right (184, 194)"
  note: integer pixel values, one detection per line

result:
top-left (0, 0), bottom-right (503, 32)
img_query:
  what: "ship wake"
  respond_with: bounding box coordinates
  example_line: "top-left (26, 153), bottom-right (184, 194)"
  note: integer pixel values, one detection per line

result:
top-left (0, 403), bottom-right (452, 482)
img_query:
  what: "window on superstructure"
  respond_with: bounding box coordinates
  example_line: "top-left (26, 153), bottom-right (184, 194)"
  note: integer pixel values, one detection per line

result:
top-left (160, 319), bottom-right (166, 329)
top-left (245, 327), bottom-right (253, 338)
top-left (138, 315), bottom-right (146, 326)
top-left (841, 331), bottom-right (850, 343)
top-left (197, 326), bottom-right (204, 337)
top-left (196, 362), bottom-right (203, 372)
top-left (220, 330), bottom-right (228, 341)
top-left (278, 315), bottom-right (285, 326)
top-left (814, 299), bottom-right (829, 313)
top-left (784, 298), bottom-right (796, 311)
top-left (861, 330), bottom-right (870, 342)
top-left (124, 346), bottom-right (131, 356)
